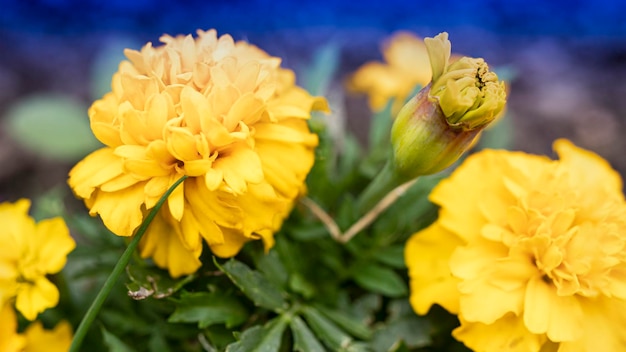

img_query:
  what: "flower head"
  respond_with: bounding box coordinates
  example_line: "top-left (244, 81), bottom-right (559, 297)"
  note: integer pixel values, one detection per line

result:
top-left (68, 29), bottom-right (329, 277)
top-left (405, 139), bottom-right (626, 351)
top-left (390, 32), bottom-right (506, 178)
top-left (0, 199), bottom-right (75, 321)
top-left (347, 31), bottom-right (432, 114)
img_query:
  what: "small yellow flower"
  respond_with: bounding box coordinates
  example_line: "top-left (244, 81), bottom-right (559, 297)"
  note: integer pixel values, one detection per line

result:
top-left (68, 29), bottom-right (329, 277)
top-left (0, 303), bottom-right (25, 352)
top-left (346, 31), bottom-right (432, 114)
top-left (0, 200), bottom-right (75, 321)
top-left (390, 32), bottom-right (506, 178)
top-left (405, 140), bottom-right (626, 351)
top-left (23, 320), bottom-right (73, 352)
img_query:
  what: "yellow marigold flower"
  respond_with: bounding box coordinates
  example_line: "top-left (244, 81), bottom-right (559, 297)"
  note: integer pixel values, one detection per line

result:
top-left (405, 139), bottom-right (626, 351)
top-left (347, 31), bottom-right (432, 114)
top-left (23, 320), bottom-right (73, 352)
top-left (68, 29), bottom-right (329, 277)
top-left (0, 200), bottom-right (75, 321)
top-left (0, 303), bottom-right (25, 352)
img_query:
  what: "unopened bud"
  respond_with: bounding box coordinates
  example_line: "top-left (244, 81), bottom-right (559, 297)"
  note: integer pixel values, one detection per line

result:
top-left (391, 32), bottom-right (506, 178)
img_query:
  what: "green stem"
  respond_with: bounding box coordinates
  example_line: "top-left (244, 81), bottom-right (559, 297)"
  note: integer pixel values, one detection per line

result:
top-left (356, 161), bottom-right (407, 214)
top-left (70, 175), bottom-right (188, 352)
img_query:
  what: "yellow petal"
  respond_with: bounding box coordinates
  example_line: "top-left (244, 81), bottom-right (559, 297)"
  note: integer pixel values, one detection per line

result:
top-left (167, 177), bottom-right (185, 221)
top-left (139, 212), bottom-right (201, 277)
top-left (209, 227), bottom-right (249, 258)
top-left (16, 277), bottom-right (59, 321)
top-left (0, 304), bottom-right (26, 352)
top-left (34, 217), bottom-right (75, 273)
top-left (23, 320), bottom-right (73, 352)
top-left (405, 223), bottom-right (463, 315)
top-left (523, 276), bottom-right (583, 342)
top-left (213, 145), bottom-right (264, 194)
top-left (554, 138), bottom-right (623, 194)
top-left (89, 183), bottom-right (145, 237)
top-left (68, 148), bottom-right (124, 199)
top-left (453, 313), bottom-right (545, 352)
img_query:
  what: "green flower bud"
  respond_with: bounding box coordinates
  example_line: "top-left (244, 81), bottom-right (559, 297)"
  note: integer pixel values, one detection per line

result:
top-left (391, 32), bottom-right (507, 178)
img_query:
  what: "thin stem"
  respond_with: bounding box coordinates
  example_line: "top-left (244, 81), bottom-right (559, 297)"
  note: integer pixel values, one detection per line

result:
top-left (300, 177), bottom-right (417, 244)
top-left (70, 175), bottom-right (188, 352)
top-left (339, 178), bottom-right (416, 243)
top-left (299, 197), bottom-right (342, 240)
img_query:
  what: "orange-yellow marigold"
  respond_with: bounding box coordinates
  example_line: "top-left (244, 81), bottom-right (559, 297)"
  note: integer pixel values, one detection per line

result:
top-left (0, 199), bottom-right (75, 321)
top-left (346, 31), bottom-right (433, 114)
top-left (68, 29), bottom-right (328, 277)
top-left (405, 139), bottom-right (626, 351)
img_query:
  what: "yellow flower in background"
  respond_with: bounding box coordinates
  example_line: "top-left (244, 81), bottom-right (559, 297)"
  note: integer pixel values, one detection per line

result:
top-left (0, 303), bottom-right (25, 352)
top-left (0, 200), bottom-right (75, 321)
top-left (405, 139), bottom-right (626, 351)
top-left (68, 29), bottom-right (329, 277)
top-left (346, 31), bottom-right (433, 114)
top-left (23, 320), bottom-right (73, 352)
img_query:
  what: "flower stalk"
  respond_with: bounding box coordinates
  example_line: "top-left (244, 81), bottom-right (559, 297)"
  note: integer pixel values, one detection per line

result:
top-left (69, 175), bottom-right (187, 352)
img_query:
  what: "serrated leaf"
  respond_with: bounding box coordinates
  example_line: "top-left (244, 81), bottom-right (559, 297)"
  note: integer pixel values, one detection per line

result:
top-left (126, 264), bottom-right (194, 300)
top-left (301, 306), bottom-right (352, 350)
top-left (290, 316), bottom-right (326, 352)
top-left (225, 317), bottom-right (288, 352)
top-left (101, 326), bottom-right (137, 352)
top-left (4, 94), bottom-right (101, 160)
top-left (352, 263), bottom-right (407, 297)
top-left (168, 291), bottom-right (248, 328)
top-left (215, 258), bottom-right (288, 311)
top-left (315, 305), bottom-right (372, 340)
top-left (373, 245), bottom-right (406, 269)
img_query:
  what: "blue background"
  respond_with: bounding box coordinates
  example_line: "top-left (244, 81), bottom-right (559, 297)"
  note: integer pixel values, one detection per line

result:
top-left (2, 0), bottom-right (626, 38)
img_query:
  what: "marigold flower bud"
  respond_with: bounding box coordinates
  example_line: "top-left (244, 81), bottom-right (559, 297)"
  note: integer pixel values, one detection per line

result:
top-left (390, 32), bottom-right (506, 178)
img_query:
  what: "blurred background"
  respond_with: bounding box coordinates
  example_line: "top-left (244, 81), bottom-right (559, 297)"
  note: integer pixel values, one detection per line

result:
top-left (2, 0), bottom-right (626, 201)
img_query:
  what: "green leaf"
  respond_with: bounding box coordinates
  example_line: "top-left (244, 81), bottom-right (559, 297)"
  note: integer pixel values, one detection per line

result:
top-left (300, 42), bottom-right (340, 96)
top-left (352, 263), bottom-right (408, 297)
top-left (370, 315), bottom-right (431, 351)
top-left (126, 264), bottom-right (194, 300)
top-left (370, 299), bottom-right (432, 350)
top-left (301, 306), bottom-right (352, 350)
top-left (168, 291), bottom-right (248, 328)
top-left (315, 305), bottom-right (372, 340)
top-left (368, 102), bottom-right (393, 151)
top-left (101, 326), bottom-right (137, 352)
top-left (148, 330), bottom-right (172, 352)
top-left (254, 248), bottom-right (289, 289)
top-left (215, 258), bottom-right (288, 311)
top-left (99, 309), bottom-right (153, 335)
top-left (372, 245), bottom-right (406, 269)
top-left (203, 324), bottom-right (237, 350)
top-left (4, 94), bottom-right (101, 161)
top-left (290, 316), bottom-right (326, 352)
top-left (225, 317), bottom-right (288, 352)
